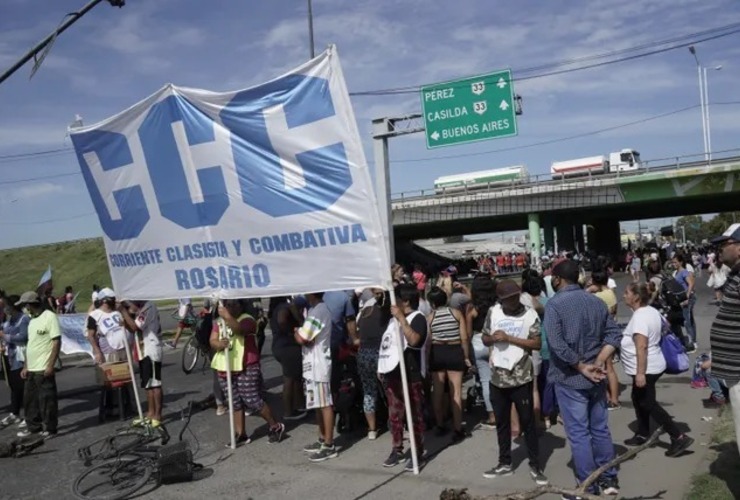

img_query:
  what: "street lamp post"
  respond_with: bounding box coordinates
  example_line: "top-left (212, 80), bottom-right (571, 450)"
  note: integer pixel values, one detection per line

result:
top-left (688, 46), bottom-right (708, 161)
top-left (688, 46), bottom-right (722, 162)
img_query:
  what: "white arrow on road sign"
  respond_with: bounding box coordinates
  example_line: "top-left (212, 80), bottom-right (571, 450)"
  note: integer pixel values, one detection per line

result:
top-left (499, 100), bottom-right (510, 111)
top-left (473, 101), bottom-right (487, 115)
top-left (430, 131), bottom-right (440, 141)
top-left (497, 77), bottom-right (507, 89)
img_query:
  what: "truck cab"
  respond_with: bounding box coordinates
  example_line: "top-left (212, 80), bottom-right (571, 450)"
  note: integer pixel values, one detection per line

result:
top-left (608, 149), bottom-right (641, 173)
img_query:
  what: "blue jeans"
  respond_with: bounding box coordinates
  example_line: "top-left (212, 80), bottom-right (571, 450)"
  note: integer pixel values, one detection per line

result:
top-left (682, 294), bottom-right (697, 344)
top-left (555, 383), bottom-right (617, 491)
top-left (472, 334), bottom-right (493, 413)
top-left (707, 374), bottom-right (727, 401)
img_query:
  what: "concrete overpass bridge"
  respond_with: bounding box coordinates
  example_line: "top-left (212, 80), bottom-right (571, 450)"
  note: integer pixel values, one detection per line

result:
top-left (390, 151), bottom-right (740, 257)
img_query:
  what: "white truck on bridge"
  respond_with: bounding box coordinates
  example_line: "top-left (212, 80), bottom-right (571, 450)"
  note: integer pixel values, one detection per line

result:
top-left (550, 148), bottom-right (641, 178)
top-left (434, 165), bottom-right (529, 193)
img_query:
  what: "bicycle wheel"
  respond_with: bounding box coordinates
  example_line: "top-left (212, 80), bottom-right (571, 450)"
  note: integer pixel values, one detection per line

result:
top-left (72, 455), bottom-right (154, 500)
top-left (181, 336), bottom-right (200, 374)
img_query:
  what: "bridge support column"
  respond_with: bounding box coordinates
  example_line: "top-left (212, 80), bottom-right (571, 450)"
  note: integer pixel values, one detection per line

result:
top-left (543, 221), bottom-right (554, 255)
top-left (527, 213), bottom-right (541, 267)
top-left (556, 222), bottom-right (575, 253)
top-left (588, 218), bottom-right (622, 258)
top-left (574, 224), bottom-right (585, 254)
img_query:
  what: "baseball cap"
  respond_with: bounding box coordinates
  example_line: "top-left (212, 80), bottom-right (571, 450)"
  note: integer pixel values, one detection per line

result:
top-left (15, 291), bottom-right (40, 306)
top-left (496, 279), bottom-right (521, 300)
top-left (97, 287), bottom-right (116, 300)
top-left (442, 265), bottom-right (458, 275)
top-left (711, 223), bottom-right (740, 245)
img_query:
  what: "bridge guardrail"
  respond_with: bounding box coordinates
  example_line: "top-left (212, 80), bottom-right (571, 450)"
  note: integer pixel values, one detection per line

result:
top-left (391, 148), bottom-right (740, 203)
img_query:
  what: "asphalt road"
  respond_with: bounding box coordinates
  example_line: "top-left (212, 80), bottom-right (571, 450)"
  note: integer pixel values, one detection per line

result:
top-left (0, 273), bottom-right (728, 500)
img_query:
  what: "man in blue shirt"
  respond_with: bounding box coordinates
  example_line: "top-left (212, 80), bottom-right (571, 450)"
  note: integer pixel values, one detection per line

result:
top-left (322, 291), bottom-right (358, 409)
top-left (544, 260), bottom-right (622, 498)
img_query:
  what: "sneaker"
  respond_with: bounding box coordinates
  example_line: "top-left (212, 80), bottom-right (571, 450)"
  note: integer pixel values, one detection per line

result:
top-left (607, 401), bottom-right (621, 411)
top-left (483, 463), bottom-right (514, 478)
top-left (303, 439), bottom-right (324, 453)
top-left (623, 434), bottom-right (648, 446)
top-left (404, 455), bottom-right (425, 472)
top-left (704, 396), bottom-right (727, 408)
top-left (268, 423), bottom-right (285, 444)
top-left (383, 449), bottom-right (401, 467)
top-left (367, 430), bottom-right (378, 440)
top-left (216, 405), bottom-right (227, 416)
top-left (16, 429), bottom-right (34, 438)
top-left (149, 419), bottom-right (161, 428)
top-left (665, 434), bottom-right (694, 457)
top-left (690, 380), bottom-right (708, 389)
top-left (1, 413), bottom-right (19, 426)
top-left (451, 429), bottom-right (470, 444)
top-left (164, 340), bottom-right (176, 349)
top-left (225, 434), bottom-right (251, 448)
top-left (284, 410), bottom-right (307, 421)
top-left (40, 431), bottom-right (57, 440)
top-left (686, 345), bottom-right (697, 354)
top-left (479, 420), bottom-right (497, 430)
top-left (309, 444), bottom-right (338, 462)
top-left (530, 467), bottom-right (549, 485)
top-left (599, 476), bottom-right (620, 495)
top-left (131, 417), bottom-right (150, 427)
top-left (17, 419), bottom-right (27, 429)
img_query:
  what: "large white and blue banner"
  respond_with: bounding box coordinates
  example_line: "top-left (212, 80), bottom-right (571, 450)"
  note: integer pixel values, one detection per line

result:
top-left (71, 46), bottom-right (391, 299)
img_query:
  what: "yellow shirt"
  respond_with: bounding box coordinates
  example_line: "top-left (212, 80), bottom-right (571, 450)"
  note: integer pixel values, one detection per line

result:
top-left (594, 289), bottom-right (618, 314)
top-left (26, 310), bottom-right (62, 372)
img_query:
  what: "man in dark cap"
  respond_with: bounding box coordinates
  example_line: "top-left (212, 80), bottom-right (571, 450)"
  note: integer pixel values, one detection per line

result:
top-left (544, 260), bottom-right (622, 497)
top-left (481, 279), bottom-right (547, 485)
top-left (14, 292), bottom-right (61, 439)
top-left (709, 223), bottom-right (740, 455)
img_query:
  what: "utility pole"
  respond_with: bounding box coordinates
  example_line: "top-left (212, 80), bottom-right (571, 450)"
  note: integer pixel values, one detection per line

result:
top-left (0, 0), bottom-right (125, 86)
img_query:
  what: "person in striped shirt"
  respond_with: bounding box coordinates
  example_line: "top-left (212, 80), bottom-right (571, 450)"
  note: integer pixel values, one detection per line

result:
top-left (709, 223), bottom-right (740, 456)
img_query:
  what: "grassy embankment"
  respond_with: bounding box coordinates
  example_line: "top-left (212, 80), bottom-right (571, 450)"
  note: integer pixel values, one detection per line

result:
top-left (0, 238), bottom-right (109, 311)
top-left (686, 405), bottom-right (740, 499)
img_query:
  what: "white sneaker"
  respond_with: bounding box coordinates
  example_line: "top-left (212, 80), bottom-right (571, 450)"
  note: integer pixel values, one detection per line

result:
top-left (17, 429), bottom-right (33, 438)
top-left (1, 413), bottom-right (19, 426)
top-left (17, 419), bottom-right (27, 429)
top-left (367, 430), bottom-right (378, 440)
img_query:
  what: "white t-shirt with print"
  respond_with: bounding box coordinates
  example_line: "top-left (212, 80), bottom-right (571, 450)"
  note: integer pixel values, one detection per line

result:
top-left (620, 306), bottom-right (666, 376)
top-left (89, 309), bottom-right (128, 352)
top-left (298, 302), bottom-right (333, 383)
top-left (135, 302), bottom-right (162, 362)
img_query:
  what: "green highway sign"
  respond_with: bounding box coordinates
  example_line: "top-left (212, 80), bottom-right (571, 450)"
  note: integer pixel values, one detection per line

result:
top-left (420, 69), bottom-right (517, 149)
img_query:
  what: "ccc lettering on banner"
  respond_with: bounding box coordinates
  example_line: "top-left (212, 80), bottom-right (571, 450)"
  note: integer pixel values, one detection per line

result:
top-left (71, 75), bottom-right (352, 241)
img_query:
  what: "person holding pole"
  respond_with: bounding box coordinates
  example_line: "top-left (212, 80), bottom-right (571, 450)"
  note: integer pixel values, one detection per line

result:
top-left (120, 300), bottom-right (163, 427)
top-left (378, 283), bottom-right (428, 472)
top-left (14, 291), bottom-right (60, 439)
top-left (211, 299), bottom-right (285, 448)
top-left (296, 292), bottom-right (337, 462)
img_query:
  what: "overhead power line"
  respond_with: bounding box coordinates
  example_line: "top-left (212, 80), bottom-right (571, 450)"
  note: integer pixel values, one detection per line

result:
top-left (3, 22), bottom-right (739, 164)
top-left (391, 101), bottom-right (740, 163)
top-left (350, 22), bottom-right (740, 96)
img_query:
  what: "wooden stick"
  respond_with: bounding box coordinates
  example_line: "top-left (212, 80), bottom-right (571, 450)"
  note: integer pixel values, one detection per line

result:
top-left (440, 426), bottom-right (663, 500)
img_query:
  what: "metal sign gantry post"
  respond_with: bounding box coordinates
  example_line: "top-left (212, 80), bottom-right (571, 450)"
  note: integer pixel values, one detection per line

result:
top-left (372, 114), bottom-right (425, 264)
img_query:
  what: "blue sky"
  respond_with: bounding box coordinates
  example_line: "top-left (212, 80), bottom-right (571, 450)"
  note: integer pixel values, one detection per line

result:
top-left (1, 0), bottom-right (740, 249)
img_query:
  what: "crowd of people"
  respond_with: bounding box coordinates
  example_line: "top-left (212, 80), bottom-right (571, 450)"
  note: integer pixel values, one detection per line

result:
top-left (0, 222), bottom-right (738, 498)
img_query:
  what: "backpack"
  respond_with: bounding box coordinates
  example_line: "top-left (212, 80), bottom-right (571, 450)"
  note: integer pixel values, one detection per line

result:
top-left (660, 277), bottom-right (688, 308)
top-left (194, 312), bottom-right (213, 347)
top-left (660, 331), bottom-right (690, 374)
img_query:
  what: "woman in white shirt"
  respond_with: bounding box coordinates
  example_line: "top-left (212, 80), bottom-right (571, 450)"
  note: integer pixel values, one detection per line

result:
top-left (620, 283), bottom-right (694, 458)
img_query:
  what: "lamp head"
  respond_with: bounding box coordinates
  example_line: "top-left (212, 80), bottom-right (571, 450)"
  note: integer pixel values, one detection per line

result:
top-left (688, 45), bottom-right (696, 55)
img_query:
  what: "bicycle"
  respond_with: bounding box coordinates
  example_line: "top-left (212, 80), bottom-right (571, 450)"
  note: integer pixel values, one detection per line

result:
top-left (181, 313), bottom-right (212, 375)
top-left (72, 404), bottom-right (199, 500)
top-left (77, 422), bottom-right (171, 467)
